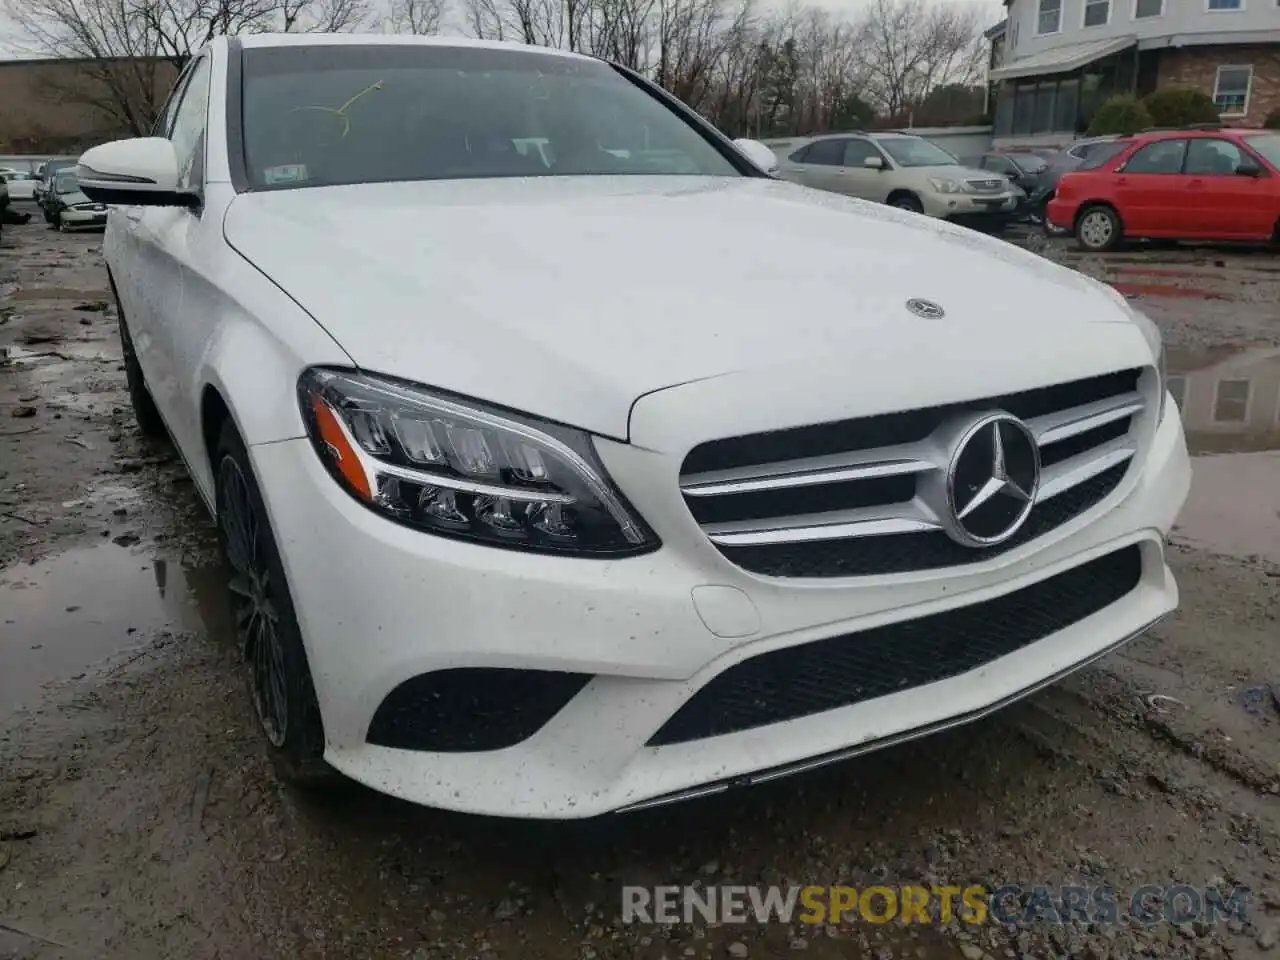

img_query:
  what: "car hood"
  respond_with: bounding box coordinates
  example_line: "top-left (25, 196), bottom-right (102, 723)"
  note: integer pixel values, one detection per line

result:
top-left (223, 176), bottom-right (1131, 440)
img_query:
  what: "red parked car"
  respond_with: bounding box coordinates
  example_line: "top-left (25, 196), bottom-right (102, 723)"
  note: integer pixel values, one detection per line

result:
top-left (1046, 128), bottom-right (1280, 252)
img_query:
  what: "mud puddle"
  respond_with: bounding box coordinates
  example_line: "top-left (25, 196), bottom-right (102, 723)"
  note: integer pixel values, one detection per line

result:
top-left (1166, 344), bottom-right (1280, 563)
top-left (0, 544), bottom-right (223, 716)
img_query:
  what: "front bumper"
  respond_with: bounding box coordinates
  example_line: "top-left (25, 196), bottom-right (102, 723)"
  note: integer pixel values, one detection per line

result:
top-left (922, 191), bottom-right (1019, 222)
top-left (60, 208), bottom-right (107, 228)
top-left (250, 401), bottom-right (1190, 818)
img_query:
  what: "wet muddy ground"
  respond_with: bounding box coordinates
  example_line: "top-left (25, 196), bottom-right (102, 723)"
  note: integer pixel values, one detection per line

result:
top-left (2, 214), bottom-right (1279, 960)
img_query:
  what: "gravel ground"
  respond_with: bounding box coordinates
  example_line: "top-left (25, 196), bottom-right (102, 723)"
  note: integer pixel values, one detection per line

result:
top-left (2, 214), bottom-right (1278, 960)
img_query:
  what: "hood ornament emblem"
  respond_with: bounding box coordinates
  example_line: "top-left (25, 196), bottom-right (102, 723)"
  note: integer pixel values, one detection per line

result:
top-left (905, 298), bottom-right (945, 319)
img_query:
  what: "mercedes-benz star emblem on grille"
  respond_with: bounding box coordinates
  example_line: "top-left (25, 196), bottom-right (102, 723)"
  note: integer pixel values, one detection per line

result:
top-left (944, 413), bottom-right (1041, 548)
top-left (905, 298), bottom-right (945, 319)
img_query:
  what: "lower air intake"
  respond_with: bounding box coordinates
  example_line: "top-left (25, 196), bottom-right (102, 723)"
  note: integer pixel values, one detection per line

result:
top-left (368, 668), bottom-right (591, 752)
top-left (648, 545), bottom-right (1143, 746)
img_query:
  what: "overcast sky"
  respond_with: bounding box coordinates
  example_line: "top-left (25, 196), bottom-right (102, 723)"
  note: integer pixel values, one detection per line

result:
top-left (0, 0), bottom-right (1003, 59)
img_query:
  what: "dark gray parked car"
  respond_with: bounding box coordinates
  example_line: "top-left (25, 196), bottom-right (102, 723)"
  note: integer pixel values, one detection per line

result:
top-left (1025, 136), bottom-right (1130, 225)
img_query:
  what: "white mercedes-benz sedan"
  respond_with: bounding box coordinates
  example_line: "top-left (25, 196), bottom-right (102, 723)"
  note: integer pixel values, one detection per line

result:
top-left (76, 32), bottom-right (1190, 818)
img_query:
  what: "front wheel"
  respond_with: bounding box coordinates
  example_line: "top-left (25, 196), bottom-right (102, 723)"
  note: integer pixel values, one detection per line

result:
top-left (1075, 205), bottom-right (1122, 252)
top-left (214, 422), bottom-right (331, 787)
top-left (889, 194), bottom-right (924, 214)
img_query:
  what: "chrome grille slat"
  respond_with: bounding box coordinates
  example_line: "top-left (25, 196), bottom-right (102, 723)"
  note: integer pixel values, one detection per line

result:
top-left (1029, 391), bottom-right (1144, 446)
top-left (681, 447), bottom-right (937, 497)
top-left (704, 501), bottom-right (942, 546)
top-left (1037, 438), bottom-right (1136, 502)
top-left (680, 370), bottom-right (1148, 576)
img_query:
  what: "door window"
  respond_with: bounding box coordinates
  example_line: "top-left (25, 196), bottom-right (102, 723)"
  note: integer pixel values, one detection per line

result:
top-left (167, 56), bottom-right (212, 192)
top-left (801, 139), bottom-right (846, 166)
top-left (1184, 139), bottom-right (1249, 176)
top-left (841, 139), bottom-right (882, 167)
top-left (1122, 140), bottom-right (1187, 174)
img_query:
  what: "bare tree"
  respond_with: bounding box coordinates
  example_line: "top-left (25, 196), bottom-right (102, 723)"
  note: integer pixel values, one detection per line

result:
top-left (389, 0), bottom-right (445, 33)
top-left (860, 0), bottom-right (982, 119)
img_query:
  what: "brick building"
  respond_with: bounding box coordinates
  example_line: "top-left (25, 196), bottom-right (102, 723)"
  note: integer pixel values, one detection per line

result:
top-left (0, 56), bottom-right (178, 154)
top-left (986, 0), bottom-right (1280, 149)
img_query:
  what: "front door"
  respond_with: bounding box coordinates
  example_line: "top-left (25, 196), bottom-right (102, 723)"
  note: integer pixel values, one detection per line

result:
top-left (838, 138), bottom-right (893, 201)
top-left (1113, 139), bottom-right (1190, 236)
top-left (131, 53), bottom-right (213, 461)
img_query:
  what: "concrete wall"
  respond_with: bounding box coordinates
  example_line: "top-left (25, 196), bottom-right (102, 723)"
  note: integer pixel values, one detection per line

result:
top-left (0, 57), bottom-right (178, 154)
top-left (899, 126), bottom-right (996, 159)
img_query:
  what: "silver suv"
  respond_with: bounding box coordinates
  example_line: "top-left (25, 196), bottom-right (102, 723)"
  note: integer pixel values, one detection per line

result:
top-left (773, 132), bottom-right (1020, 229)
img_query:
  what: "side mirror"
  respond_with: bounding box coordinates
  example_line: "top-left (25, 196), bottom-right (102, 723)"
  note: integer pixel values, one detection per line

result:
top-left (76, 138), bottom-right (199, 208)
top-left (732, 138), bottom-right (780, 176)
top-left (864, 155), bottom-right (886, 170)
top-left (1236, 160), bottom-right (1263, 178)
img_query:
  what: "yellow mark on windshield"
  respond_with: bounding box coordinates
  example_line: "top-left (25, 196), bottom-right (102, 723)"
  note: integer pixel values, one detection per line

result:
top-left (289, 80), bottom-right (385, 138)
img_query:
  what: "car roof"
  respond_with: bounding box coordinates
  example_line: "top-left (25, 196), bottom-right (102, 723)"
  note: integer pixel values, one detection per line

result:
top-left (1121, 127), bottom-right (1255, 144)
top-left (236, 32), bottom-right (592, 61)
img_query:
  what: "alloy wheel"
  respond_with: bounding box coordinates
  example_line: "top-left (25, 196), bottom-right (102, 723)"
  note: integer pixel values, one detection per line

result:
top-left (1079, 211), bottom-right (1113, 249)
top-left (218, 455), bottom-right (289, 747)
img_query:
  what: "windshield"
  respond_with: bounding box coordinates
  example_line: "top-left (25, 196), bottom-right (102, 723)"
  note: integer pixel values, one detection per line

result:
top-left (1008, 153), bottom-right (1047, 173)
top-left (54, 172), bottom-right (79, 195)
top-left (877, 137), bottom-right (958, 168)
top-left (240, 45), bottom-right (742, 190)
top-left (1242, 134), bottom-right (1280, 170)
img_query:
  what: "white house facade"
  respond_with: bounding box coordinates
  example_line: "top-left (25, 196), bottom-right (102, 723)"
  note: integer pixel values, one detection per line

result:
top-left (988, 0), bottom-right (1280, 146)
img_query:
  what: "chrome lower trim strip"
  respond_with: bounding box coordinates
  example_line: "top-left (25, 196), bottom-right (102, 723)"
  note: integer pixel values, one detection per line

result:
top-left (614, 615), bottom-right (1164, 815)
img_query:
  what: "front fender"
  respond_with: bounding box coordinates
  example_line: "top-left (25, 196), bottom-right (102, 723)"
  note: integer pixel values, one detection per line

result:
top-left (184, 242), bottom-right (353, 501)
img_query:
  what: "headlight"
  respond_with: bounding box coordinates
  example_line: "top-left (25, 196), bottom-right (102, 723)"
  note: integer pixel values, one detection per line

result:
top-left (298, 368), bottom-right (659, 557)
top-left (928, 177), bottom-right (963, 194)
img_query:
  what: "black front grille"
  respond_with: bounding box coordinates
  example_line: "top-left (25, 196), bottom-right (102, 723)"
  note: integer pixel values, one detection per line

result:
top-left (720, 460), bottom-right (1128, 579)
top-left (367, 668), bottom-right (591, 752)
top-left (648, 545), bottom-right (1142, 746)
top-left (682, 370), bottom-right (1140, 476)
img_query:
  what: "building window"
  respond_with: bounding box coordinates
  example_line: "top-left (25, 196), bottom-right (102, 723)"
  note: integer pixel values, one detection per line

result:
top-left (1038, 0), bottom-right (1062, 34)
top-left (1134, 0), bottom-right (1163, 16)
top-left (1214, 66), bottom-right (1253, 116)
top-left (1084, 0), bottom-right (1110, 26)
top-left (1213, 380), bottom-right (1251, 423)
top-left (1207, 0), bottom-right (1242, 9)
top-left (1167, 377), bottom-right (1186, 412)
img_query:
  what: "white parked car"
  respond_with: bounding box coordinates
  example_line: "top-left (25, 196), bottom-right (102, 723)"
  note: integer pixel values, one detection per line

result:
top-left (773, 132), bottom-right (1021, 228)
top-left (77, 33), bottom-right (1190, 819)
top-left (1, 169), bottom-right (38, 201)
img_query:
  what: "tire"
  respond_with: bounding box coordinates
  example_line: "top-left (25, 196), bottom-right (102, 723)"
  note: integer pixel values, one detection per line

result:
top-left (114, 305), bottom-right (167, 439)
top-left (1075, 204), bottom-right (1122, 252)
top-left (889, 193), bottom-right (924, 214)
top-left (214, 421), bottom-right (332, 787)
